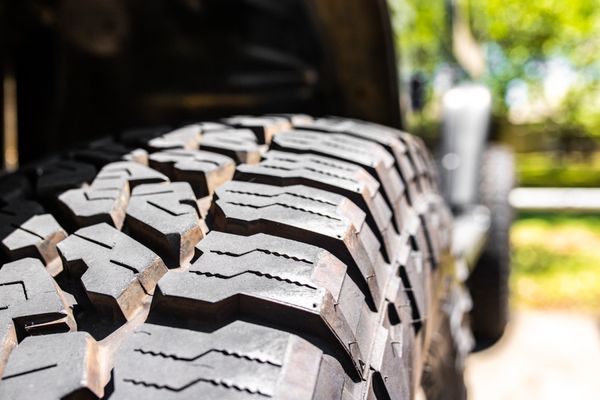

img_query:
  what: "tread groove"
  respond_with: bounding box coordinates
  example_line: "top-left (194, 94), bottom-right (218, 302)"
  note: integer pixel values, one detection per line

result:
top-left (133, 348), bottom-right (283, 367)
top-left (225, 188), bottom-right (339, 206)
top-left (223, 201), bottom-right (342, 221)
top-left (0, 281), bottom-right (29, 300)
top-left (122, 377), bottom-right (272, 397)
top-left (1, 363), bottom-right (58, 380)
top-left (209, 249), bottom-right (313, 264)
top-left (190, 270), bottom-right (318, 290)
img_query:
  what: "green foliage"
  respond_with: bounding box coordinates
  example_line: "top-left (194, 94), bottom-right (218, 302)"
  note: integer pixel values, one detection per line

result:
top-left (516, 212), bottom-right (600, 231)
top-left (389, 0), bottom-right (450, 76)
top-left (469, 0), bottom-right (600, 136)
top-left (511, 214), bottom-right (600, 312)
top-left (470, 0), bottom-right (599, 65)
top-left (388, 0), bottom-right (454, 133)
top-left (390, 0), bottom-right (600, 144)
top-left (517, 152), bottom-right (600, 187)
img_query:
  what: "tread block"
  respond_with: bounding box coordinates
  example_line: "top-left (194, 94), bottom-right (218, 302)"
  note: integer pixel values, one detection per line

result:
top-left (111, 321), bottom-right (347, 400)
top-left (154, 231), bottom-right (376, 377)
top-left (149, 149), bottom-right (235, 198)
top-left (0, 258), bottom-right (76, 335)
top-left (423, 143), bottom-right (440, 187)
top-left (125, 148), bottom-right (149, 165)
top-left (235, 150), bottom-right (398, 262)
top-left (148, 125), bottom-right (203, 151)
top-left (126, 182), bottom-right (204, 267)
top-left (206, 128), bottom-right (257, 142)
top-left (195, 121), bottom-right (231, 131)
top-left (200, 129), bottom-right (262, 164)
top-left (0, 199), bottom-right (66, 269)
top-left (0, 332), bottom-right (103, 399)
top-left (1, 214), bottom-right (67, 274)
top-left (405, 136), bottom-right (428, 178)
top-left (73, 139), bottom-right (148, 167)
top-left (271, 130), bottom-right (407, 232)
top-left (0, 258), bottom-right (76, 375)
top-left (87, 161), bottom-right (169, 191)
top-left (401, 144), bottom-right (425, 197)
top-left (58, 162), bottom-right (168, 229)
top-left (267, 113), bottom-right (314, 126)
top-left (57, 223), bottom-right (168, 320)
top-left (404, 205), bottom-right (431, 267)
top-left (395, 238), bottom-right (428, 334)
top-left (409, 137), bottom-right (435, 185)
top-left (416, 197), bottom-right (443, 265)
top-left (222, 116), bottom-right (292, 144)
top-left (35, 160), bottom-right (97, 199)
top-left (294, 117), bottom-right (407, 151)
top-left (294, 117), bottom-right (422, 202)
top-left (211, 181), bottom-right (386, 310)
top-left (368, 324), bottom-right (413, 400)
top-left (387, 279), bottom-right (421, 393)
top-left (397, 134), bottom-right (433, 195)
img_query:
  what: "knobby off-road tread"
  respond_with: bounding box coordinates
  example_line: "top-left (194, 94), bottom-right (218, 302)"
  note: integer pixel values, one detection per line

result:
top-left (147, 125), bottom-right (204, 151)
top-left (153, 230), bottom-right (377, 379)
top-left (58, 161), bottom-right (168, 230)
top-left (211, 181), bottom-right (386, 310)
top-left (149, 149), bottom-right (236, 198)
top-left (290, 117), bottom-right (444, 265)
top-left (125, 182), bottom-right (204, 268)
top-left (201, 129), bottom-right (263, 164)
top-left (0, 258), bottom-right (76, 376)
top-left (291, 117), bottom-right (437, 202)
top-left (0, 114), bottom-right (456, 400)
top-left (0, 199), bottom-right (67, 274)
top-left (222, 116), bottom-right (292, 144)
top-left (271, 130), bottom-right (407, 233)
top-left (57, 223), bottom-right (168, 321)
top-left (235, 150), bottom-right (397, 263)
top-left (0, 332), bottom-right (102, 399)
top-left (111, 321), bottom-right (346, 400)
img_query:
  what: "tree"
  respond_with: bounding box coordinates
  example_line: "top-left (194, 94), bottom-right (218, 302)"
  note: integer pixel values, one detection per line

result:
top-left (468, 0), bottom-right (600, 140)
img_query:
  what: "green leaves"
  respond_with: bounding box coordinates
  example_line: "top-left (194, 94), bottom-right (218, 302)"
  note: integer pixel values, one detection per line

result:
top-left (473, 0), bottom-right (600, 129)
top-left (390, 0), bottom-right (600, 140)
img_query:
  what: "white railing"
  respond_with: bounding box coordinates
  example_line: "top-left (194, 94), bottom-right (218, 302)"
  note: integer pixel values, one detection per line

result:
top-left (510, 188), bottom-right (600, 211)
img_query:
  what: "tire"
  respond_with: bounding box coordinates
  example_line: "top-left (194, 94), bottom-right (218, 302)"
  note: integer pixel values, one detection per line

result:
top-left (0, 115), bottom-right (465, 399)
top-left (467, 144), bottom-right (515, 347)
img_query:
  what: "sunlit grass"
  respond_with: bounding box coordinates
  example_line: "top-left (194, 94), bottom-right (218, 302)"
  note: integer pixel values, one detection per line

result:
top-left (511, 213), bottom-right (600, 313)
top-left (517, 152), bottom-right (600, 188)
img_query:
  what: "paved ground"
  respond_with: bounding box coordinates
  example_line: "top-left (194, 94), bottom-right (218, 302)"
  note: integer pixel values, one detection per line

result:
top-left (466, 309), bottom-right (600, 400)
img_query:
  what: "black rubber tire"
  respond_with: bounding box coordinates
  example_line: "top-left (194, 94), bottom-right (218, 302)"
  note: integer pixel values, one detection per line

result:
top-left (0, 115), bottom-right (466, 399)
top-left (467, 144), bottom-right (515, 347)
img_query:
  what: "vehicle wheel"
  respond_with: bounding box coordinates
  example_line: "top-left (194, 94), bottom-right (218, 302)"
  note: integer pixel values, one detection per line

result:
top-left (0, 115), bottom-right (466, 399)
top-left (467, 144), bottom-right (515, 347)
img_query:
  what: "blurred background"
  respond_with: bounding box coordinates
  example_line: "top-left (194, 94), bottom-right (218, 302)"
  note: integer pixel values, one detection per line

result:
top-left (392, 0), bottom-right (600, 299)
top-left (390, 0), bottom-right (600, 398)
